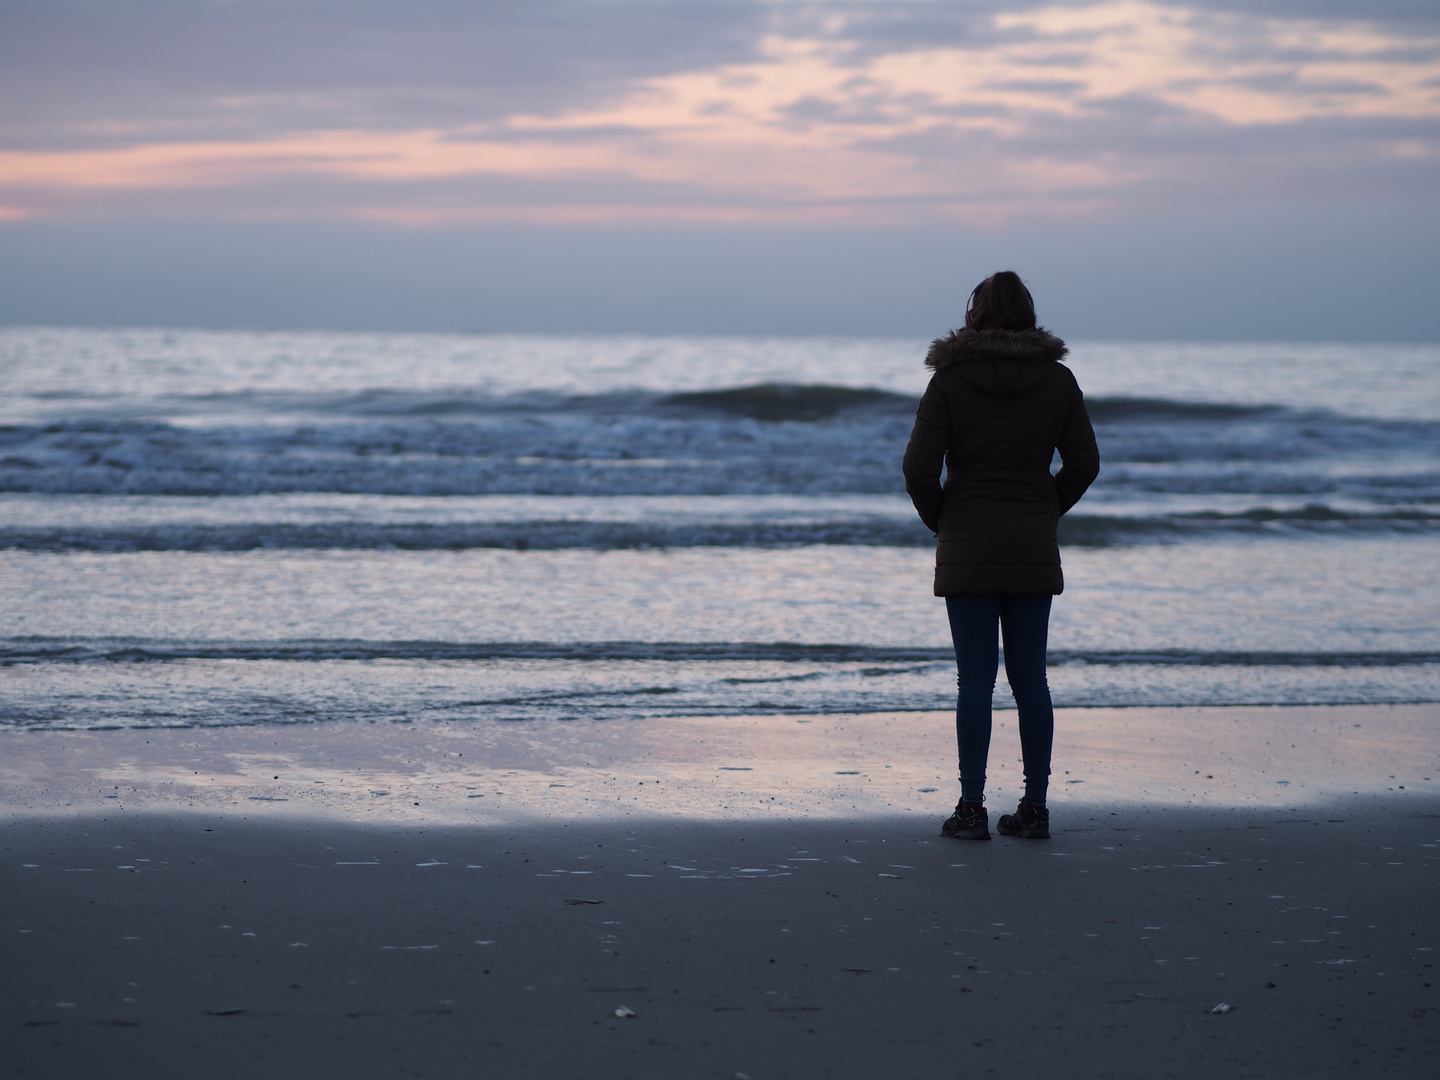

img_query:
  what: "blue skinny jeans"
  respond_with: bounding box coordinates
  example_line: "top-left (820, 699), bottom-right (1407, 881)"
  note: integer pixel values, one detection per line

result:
top-left (945, 593), bottom-right (1054, 807)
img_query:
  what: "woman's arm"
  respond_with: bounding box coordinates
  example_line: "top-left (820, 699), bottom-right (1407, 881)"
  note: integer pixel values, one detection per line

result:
top-left (1054, 384), bottom-right (1099, 515)
top-left (903, 376), bottom-right (949, 533)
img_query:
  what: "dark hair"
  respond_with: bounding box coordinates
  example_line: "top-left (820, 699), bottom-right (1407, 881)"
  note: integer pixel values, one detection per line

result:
top-left (964, 270), bottom-right (1036, 331)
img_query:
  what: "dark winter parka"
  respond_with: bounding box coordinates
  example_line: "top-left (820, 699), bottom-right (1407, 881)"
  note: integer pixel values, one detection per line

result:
top-left (903, 327), bottom-right (1099, 596)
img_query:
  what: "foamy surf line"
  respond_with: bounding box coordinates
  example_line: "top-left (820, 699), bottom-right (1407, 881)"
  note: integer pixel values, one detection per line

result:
top-left (3, 638), bottom-right (1438, 666)
top-left (0, 513), bottom-right (1435, 552)
top-left (3, 640), bottom-right (1438, 731)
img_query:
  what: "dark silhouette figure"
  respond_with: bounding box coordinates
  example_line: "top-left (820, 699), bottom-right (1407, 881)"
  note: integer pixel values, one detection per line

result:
top-left (903, 271), bottom-right (1099, 840)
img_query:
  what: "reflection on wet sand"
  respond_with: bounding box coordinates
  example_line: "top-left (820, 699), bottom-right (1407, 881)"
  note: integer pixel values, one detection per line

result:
top-left (3, 704), bottom-right (1435, 822)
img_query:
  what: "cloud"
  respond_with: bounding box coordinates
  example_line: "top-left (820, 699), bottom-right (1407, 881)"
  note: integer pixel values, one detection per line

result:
top-left (0, 0), bottom-right (1437, 225)
top-left (0, 0), bottom-right (769, 145)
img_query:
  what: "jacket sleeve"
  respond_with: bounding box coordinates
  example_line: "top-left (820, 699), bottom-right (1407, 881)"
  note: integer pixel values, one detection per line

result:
top-left (903, 375), bottom-right (949, 534)
top-left (1054, 382), bottom-right (1100, 515)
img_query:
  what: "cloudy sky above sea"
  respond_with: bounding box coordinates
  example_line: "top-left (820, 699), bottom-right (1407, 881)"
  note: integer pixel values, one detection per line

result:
top-left (3, 0), bottom-right (1439, 338)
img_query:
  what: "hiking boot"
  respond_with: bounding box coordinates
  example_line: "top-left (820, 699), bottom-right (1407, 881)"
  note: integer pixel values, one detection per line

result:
top-left (996, 799), bottom-right (1050, 839)
top-left (941, 801), bottom-right (991, 841)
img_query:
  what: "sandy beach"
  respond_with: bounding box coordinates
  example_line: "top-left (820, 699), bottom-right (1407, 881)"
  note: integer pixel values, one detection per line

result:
top-left (2, 705), bottom-right (1437, 1078)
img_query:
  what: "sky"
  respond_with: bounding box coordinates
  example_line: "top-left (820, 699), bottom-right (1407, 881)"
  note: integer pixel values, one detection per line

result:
top-left (2, 0), bottom-right (1439, 339)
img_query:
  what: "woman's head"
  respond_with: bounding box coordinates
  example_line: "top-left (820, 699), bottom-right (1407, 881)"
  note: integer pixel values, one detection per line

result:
top-left (964, 271), bottom-right (1036, 331)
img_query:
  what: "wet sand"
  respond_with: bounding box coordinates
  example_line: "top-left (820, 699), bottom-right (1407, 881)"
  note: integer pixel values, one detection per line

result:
top-left (3, 705), bottom-right (1437, 821)
top-left (2, 706), bottom-right (1438, 1078)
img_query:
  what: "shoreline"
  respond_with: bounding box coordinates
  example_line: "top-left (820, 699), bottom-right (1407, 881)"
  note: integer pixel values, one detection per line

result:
top-left (2, 704), bottom-right (1436, 824)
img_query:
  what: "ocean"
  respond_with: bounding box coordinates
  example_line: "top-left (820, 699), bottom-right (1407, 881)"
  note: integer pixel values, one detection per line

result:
top-left (1, 327), bottom-right (1437, 730)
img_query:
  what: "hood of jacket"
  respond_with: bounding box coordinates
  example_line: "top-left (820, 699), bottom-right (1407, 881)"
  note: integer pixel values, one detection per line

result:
top-left (924, 327), bottom-right (1068, 396)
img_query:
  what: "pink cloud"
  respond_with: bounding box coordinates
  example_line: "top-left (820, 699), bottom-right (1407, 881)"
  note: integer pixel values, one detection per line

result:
top-left (2, 2), bottom-right (1437, 225)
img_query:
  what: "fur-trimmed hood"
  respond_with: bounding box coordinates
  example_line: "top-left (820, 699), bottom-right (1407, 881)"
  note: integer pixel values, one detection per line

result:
top-left (925, 327), bottom-right (1067, 370)
top-left (924, 327), bottom-right (1068, 397)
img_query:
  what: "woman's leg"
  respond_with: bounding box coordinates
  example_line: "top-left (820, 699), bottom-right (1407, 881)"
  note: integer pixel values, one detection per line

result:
top-left (999, 594), bottom-right (1054, 807)
top-left (945, 594), bottom-right (1001, 805)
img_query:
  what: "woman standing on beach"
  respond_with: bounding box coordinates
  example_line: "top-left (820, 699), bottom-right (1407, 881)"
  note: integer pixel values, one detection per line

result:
top-left (903, 272), bottom-right (1099, 841)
